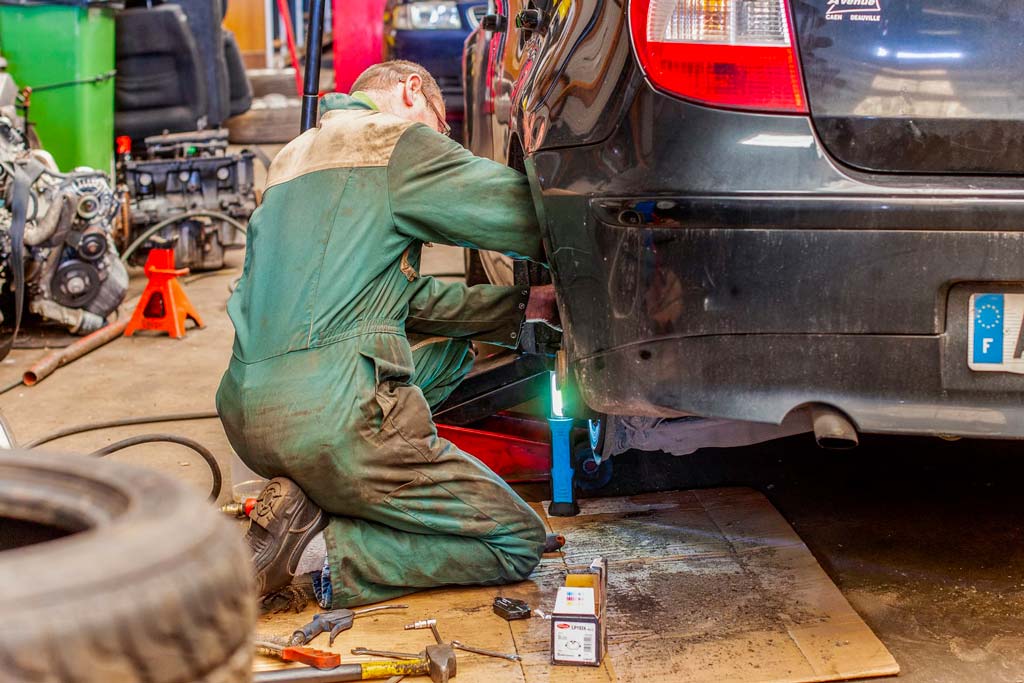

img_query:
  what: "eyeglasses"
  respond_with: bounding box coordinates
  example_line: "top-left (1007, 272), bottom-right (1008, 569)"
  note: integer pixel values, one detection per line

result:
top-left (424, 94), bottom-right (452, 137)
top-left (398, 78), bottom-right (451, 136)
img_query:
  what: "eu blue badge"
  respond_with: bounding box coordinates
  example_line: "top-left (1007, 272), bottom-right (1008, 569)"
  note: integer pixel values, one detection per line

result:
top-left (973, 294), bottom-right (1004, 364)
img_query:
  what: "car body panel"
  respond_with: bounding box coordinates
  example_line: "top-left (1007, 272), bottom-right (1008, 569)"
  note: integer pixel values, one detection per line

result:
top-left (465, 0), bottom-right (1024, 438)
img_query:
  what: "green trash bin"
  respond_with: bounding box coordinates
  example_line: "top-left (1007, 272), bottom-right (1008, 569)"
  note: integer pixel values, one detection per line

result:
top-left (0, 0), bottom-right (116, 174)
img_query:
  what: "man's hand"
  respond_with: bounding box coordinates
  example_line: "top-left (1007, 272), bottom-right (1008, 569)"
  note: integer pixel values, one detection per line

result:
top-left (525, 284), bottom-right (561, 331)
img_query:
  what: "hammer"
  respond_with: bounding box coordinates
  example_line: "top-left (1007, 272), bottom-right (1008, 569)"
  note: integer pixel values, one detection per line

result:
top-left (252, 643), bottom-right (456, 683)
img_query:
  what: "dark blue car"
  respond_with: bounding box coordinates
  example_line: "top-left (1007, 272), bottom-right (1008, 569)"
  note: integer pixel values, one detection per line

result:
top-left (383, 0), bottom-right (487, 141)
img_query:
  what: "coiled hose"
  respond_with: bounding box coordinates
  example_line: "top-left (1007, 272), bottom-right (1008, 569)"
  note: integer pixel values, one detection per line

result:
top-left (24, 411), bottom-right (224, 503)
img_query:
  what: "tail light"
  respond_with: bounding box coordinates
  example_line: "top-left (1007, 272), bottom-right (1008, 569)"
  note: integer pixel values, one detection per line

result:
top-left (629, 0), bottom-right (807, 113)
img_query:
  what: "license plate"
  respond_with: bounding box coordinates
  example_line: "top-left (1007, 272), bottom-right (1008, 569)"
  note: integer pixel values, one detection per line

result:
top-left (968, 293), bottom-right (1024, 374)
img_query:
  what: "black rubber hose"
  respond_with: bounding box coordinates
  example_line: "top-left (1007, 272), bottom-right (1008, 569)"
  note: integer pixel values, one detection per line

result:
top-left (120, 210), bottom-right (248, 263)
top-left (25, 410), bottom-right (220, 449)
top-left (90, 433), bottom-right (223, 503)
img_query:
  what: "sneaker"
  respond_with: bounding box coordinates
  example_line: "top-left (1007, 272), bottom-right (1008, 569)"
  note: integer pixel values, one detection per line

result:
top-left (245, 477), bottom-right (328, 597)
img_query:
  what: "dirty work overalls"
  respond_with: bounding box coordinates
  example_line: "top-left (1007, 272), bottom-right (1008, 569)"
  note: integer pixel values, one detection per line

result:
top-left (216, 94), bottom-right (547, 608)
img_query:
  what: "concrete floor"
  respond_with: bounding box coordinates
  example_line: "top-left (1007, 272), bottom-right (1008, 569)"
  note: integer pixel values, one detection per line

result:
top-left (2, 245), bottom-right (1023, 682)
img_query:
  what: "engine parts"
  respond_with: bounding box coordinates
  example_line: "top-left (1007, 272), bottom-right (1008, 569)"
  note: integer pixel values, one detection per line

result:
top-left (0, 114), bottom-right (127, 340)
top-left (120, 129), bottom-right (256, 271)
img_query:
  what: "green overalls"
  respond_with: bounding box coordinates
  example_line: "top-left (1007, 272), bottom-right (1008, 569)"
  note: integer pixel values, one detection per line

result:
top-left (216, 94), bottom-right (547, 607)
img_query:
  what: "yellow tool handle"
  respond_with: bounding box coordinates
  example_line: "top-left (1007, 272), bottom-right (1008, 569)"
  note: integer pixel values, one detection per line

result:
top-left (360, 660), bottom-right (428, 679)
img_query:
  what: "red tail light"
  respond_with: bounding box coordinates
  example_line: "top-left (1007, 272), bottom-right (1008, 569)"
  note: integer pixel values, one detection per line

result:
top-left (629, 0), bottom-right (807, 113)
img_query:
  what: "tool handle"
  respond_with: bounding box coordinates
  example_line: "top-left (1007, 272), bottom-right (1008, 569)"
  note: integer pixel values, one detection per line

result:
top-left (360, 660), bottom-right (429, 679)
top-left (292, 618), bottom-right (325, 646)
top-left (281, 646), bottom-right (342, 669)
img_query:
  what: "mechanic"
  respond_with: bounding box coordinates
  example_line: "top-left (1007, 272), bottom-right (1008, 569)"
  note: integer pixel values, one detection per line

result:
top-left (217, 60), bottom-right (557, 609)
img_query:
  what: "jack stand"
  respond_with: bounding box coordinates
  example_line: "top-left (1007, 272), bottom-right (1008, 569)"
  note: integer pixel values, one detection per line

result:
top-left (124, 248), bottom-right (204, 339)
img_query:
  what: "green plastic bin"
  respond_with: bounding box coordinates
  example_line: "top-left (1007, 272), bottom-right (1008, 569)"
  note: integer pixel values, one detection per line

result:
top-left (0, 1), bottom-right (115, 173)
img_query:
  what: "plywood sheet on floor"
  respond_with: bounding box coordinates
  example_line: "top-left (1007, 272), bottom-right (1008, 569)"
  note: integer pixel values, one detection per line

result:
top-left (258, 487), bottom-right (898, 682)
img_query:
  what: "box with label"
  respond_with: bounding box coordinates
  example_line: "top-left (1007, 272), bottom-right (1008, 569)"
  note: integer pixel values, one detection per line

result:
top-left (550, 557), bottom-right (607, 666)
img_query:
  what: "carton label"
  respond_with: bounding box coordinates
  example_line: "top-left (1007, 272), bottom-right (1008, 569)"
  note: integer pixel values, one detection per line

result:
top-left (553, 586), bottom-right (595, 615)
top-left (553, 620), bottom-right (598, 663)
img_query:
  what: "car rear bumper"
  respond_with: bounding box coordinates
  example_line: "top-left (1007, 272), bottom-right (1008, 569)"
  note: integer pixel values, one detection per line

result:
top-left (533, 193), bottom-right (1024, 438)
top-left (526, 83), bottom-right (1024, 438)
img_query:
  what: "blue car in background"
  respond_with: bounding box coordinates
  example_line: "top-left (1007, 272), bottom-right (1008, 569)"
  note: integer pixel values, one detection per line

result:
top-left (383, 0), bottom-right (487, 142)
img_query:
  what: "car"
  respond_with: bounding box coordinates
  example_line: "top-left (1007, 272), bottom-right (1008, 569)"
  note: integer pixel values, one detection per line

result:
top-left (463, 0), bottom-right (1024, 444)
top-left (383, 0), bottom-right (489, 141)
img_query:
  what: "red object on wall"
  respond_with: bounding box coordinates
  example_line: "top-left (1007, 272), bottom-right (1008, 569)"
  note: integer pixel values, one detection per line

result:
top-left (124, 249), bottom-right (204, 339)
top-left (332, 0), bottom-right (386, 93)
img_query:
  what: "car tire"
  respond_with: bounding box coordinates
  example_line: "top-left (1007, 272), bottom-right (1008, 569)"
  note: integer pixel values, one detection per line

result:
top-left (572, 429), bottom-right (613, 491)
top-left (226, 95), bottom-right (301, 144)
top-left (0, 450), bottom-right (255, 683)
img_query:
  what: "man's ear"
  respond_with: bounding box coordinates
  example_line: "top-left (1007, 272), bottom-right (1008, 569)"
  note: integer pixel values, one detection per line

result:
top-left (401, 74), bottom-right (423, 107)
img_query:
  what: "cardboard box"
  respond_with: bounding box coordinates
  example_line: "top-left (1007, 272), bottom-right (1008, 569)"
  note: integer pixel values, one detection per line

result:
top-left (550, 557), bottom-right (607, 666)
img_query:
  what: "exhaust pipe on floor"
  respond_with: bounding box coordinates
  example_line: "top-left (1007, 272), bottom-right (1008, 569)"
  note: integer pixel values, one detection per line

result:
top-left (811, 406), bottom-right (859, 450)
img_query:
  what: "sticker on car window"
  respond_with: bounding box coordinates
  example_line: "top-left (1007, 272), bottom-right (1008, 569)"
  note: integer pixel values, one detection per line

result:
top-left (826, 0), bottom-right (881, 22)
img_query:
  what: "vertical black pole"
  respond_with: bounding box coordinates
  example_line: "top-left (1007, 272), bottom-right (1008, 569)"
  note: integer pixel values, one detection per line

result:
top-left (300, 0), bottom-right (327, 132)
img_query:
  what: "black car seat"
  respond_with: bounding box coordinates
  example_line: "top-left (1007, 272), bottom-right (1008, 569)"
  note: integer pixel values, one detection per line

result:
top-left (223, 30), bottom-right (253, 117)
top-left (114, 5), bottom-right (208, 140)
top-left (167, 0), bottom-right (230, 127)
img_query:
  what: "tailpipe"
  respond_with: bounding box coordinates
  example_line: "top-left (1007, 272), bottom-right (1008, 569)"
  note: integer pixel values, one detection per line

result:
top-left (811, 406), bottom-right (858, 450)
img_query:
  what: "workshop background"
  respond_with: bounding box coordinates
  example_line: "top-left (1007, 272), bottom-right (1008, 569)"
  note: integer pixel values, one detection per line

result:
top-left (1, 1), bottom-right (1023, 682)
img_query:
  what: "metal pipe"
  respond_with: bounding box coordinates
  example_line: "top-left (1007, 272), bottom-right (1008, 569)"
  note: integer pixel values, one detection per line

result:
top-left (264, 0), bottom-right (275, 68)
top-left (23, 318), bottom-right (129, 386)
top-left (810, 406), bottom-right (859, 450)
top-left (254, 663), bottom-right (365, 681)
top-left (274, 0), bottom-right (304, 96)
top-left (300, 0), bottom-right (327, 132)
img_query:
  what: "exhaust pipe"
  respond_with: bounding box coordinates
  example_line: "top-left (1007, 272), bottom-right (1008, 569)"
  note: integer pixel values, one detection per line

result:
top-left (811, 406), bottom-right (859, 450)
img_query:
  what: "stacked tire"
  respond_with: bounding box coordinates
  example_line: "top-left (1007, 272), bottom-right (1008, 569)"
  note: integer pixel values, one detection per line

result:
top-left (0, 451), bottom-right (255, 683)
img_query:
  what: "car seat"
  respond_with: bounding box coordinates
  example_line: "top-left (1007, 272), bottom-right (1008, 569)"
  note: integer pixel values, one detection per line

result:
top-left (167, 0), bottom-right (230, 127)
top-left (114, 4), bottom-right (208, 140)
top-left (223, 30), bottom-right (253, 117)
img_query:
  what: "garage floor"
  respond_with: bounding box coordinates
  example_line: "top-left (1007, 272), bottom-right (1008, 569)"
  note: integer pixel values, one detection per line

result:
top-left (2, 247), bottom-right (1023, 682)
top-left (256, 488), bottom-right (898, 682)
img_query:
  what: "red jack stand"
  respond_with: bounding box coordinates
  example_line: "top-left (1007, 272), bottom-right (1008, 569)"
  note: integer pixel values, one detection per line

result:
top-left (124, 249), bottom-right (204, 339)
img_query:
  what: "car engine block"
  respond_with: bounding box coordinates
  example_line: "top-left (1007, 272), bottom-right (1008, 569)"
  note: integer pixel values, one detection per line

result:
top-left (0, 116), bottom-right (127, 336)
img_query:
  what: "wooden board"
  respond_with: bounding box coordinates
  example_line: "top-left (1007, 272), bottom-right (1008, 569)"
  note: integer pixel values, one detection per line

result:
top-left (257, 488), bottom-right (899, 682)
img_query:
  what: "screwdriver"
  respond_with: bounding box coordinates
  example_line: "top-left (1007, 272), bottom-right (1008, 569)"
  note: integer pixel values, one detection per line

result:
top-left (254, 639), bottom-right (342, 669)
top-left (291, 604), bottom-right (409, 646)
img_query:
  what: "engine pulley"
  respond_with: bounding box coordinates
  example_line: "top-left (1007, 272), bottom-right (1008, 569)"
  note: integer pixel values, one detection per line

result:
top-left (78, 230), bottom-right (108, 261)
top-left (52, 259), bottom-right (101, 308)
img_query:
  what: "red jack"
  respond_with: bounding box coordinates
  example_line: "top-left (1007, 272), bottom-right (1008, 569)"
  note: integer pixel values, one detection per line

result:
top-left (124, 249), bottom-right (204, 339)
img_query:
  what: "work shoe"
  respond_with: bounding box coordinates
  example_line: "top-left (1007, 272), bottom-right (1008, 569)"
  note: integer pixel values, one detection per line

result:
top-left (244, 477), bottom-right (328, 597)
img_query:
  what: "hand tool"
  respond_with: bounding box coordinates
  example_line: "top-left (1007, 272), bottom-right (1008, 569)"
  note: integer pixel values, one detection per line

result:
top-left (253, 644), bottom-right (456, 682)
top-left (292, 604), bottom-right (409, 646)
top-left (351, 648), bottom-right (420, 660)
top-left (450, 641), bottom-right (521, 662)
top-left (492, 597), bottom-right (531, 621)
top-left (404, 619), bottom-right (443, 644)
top-left (254, 639), bottom-right (341, 669)
top-left (406, 619), bottom-right (520, 664)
